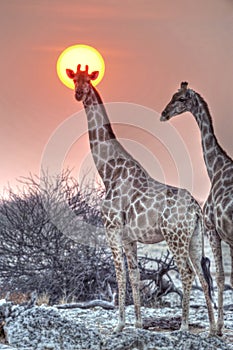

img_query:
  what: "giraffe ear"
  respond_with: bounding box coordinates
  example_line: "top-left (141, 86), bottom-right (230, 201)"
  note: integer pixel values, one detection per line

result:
top-left (89, 71), bottom-right (99, 81)
top-left (66, 69), bottom-right (75, 79)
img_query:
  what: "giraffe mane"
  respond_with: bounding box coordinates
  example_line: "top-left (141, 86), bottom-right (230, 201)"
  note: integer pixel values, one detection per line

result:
top-left (194, 90), bottom-right (232, 162)
top-left (194, 91), bottom-right (212, 122)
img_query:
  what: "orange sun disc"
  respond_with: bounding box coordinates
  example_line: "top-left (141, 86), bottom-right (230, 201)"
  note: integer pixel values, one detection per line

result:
top-left (56, 44), bottom-right (105, 89)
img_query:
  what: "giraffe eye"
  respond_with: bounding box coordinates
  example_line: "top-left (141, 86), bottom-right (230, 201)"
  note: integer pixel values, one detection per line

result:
top-left (179, 97), bottom-right (186, 102)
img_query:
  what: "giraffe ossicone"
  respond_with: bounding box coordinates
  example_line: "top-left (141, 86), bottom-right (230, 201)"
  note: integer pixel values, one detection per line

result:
top-left (66, 67), bottom-right (216, 335)
top-left (161, 82), bottom-right (233, 336)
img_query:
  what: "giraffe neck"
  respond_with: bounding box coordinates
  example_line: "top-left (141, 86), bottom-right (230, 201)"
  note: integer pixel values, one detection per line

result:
top-left (190, 92), bottom-right (231, 182)
top-left (82, 85), bottom-right (131, 181)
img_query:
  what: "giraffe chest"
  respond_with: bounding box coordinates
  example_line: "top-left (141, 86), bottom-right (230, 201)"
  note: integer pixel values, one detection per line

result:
top-left (213, 198), bottom-right (233, 244)
top-left (204, 178), bottom-right (233, 244)
top-left (211, 165), bottom-right (233, 198)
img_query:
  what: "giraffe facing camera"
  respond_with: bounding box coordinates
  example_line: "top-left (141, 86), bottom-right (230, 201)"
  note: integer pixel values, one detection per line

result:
top-left (66, 65), bottom-right (99, 101)
top-left (66, 67), bottom-right (216, 335)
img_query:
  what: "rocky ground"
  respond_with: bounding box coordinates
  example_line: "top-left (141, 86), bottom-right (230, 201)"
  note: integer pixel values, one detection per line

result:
top-left (0, 287), bottom-right (232, 350)
top-left (0, 242), bottom-right (232, 349)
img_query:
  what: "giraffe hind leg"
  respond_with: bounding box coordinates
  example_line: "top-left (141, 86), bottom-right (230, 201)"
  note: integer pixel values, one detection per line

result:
top-left (207, 230), bottom-right (224, 336)
top-left (230, 245), bottom-right (233, 288)
top-left (168, 240), bottom-right (195, 331)
top-left (189, 226), bottom-right (217, 336)
top-left (176, 258), bottom-right (195, 332)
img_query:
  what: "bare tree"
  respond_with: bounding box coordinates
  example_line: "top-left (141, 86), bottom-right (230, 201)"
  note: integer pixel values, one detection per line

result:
top-left (0, 172), bottom-right (107, 303)
top-left (139, 251), bottom-right (182, 306)
top-left (0, 171), bottom-right (182, 306)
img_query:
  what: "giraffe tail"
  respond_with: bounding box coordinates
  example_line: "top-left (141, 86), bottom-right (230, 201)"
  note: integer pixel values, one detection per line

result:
top-left (201, 256), bottom-right (214, 302)
top-left (199, 211), bottom-right (214, 303)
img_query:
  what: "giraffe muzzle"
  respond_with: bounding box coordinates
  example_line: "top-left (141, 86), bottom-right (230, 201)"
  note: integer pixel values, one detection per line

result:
top-left (160, 112), bottom-right (170, 121)
top-left (75, 91), bottom-right (83, 101)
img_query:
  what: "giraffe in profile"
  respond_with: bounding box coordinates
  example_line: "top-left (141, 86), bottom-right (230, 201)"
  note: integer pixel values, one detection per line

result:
top-left (161, 82), bottom-right (233, 335)
top-left (66, 66), bottom-right (216, 335)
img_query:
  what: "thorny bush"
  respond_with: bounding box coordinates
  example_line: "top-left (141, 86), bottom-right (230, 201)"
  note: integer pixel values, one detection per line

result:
top-left (0, 171), bottom-right (181, 306)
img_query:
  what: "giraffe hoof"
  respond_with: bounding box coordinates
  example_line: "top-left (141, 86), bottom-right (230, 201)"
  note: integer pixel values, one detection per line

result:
top-left (179, 324), bottom-right (189, 332)
top-left (113, 322), bottom-right (125, 333)
top-left (135, 320), bottom-right (142, 329)
top-left (217, 322), bottom-right (224, 336)
top-left (208, 329), bottom-right (218, 337)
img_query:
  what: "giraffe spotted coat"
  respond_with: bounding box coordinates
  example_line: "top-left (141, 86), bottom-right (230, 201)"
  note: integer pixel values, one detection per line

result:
top-left (66, 67), bottom-right (216, 335)
top-left (161, 82), bottom-right (233, 335)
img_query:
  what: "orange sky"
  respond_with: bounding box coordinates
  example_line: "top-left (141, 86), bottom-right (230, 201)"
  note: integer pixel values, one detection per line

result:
top-left (0, 0), bottom-right (233, 201)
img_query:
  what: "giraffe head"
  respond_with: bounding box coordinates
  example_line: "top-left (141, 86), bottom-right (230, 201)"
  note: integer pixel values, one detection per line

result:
top-left (160, 82), bottom-right (194, 121)
top-left (66, 64), bottom-right (99, 101)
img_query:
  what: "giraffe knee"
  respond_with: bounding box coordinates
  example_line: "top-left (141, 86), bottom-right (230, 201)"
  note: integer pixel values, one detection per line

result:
top-left (216, 274), bottom-right (225, 289)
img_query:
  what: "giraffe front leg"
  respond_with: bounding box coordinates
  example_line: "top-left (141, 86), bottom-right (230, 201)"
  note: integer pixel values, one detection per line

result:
top-left (230, 245), bottom-right (233, 289)
top-left (109, 243), bottom-right (126, 333)
top-left (125, 241), bottom-right (142, 329)
top-left (208, 230), bottom-right (224, 336)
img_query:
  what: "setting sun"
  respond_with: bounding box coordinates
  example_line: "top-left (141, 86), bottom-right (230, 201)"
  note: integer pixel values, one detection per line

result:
top-left (57, 44), bottom-right (105, 89)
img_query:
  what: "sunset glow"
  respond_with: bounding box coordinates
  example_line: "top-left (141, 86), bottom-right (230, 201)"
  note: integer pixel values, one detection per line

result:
top-left (2, 1), bottom-right (233, 202)
top-left (56, 44), bottom-right (105, 89)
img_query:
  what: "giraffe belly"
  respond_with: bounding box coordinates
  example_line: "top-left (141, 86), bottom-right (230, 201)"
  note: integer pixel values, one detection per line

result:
top-left (132, 227), bottom-right (164, 244)
top-left (138, 234), bottom-right (164, 244)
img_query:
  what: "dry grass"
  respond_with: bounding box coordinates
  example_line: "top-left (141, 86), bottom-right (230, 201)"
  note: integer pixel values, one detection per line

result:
top-left (36, 293), bottom-right (50, 306)
top-left (58, 295), bottom-right (77, 305)
top-left (6, 292), bottom-right (30, 304)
